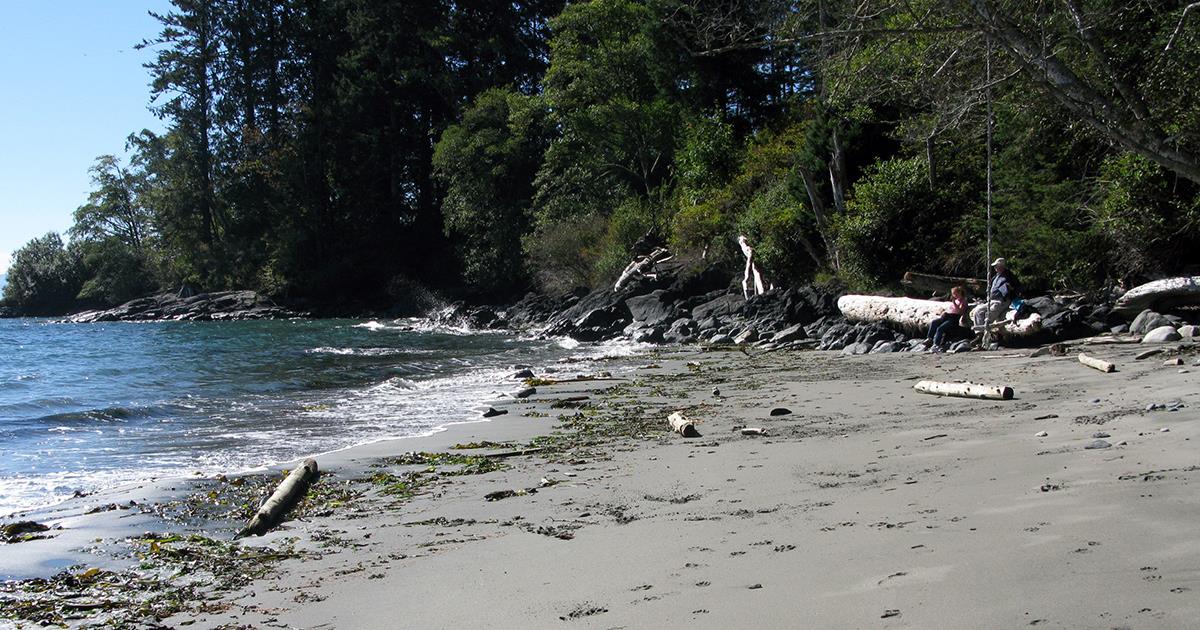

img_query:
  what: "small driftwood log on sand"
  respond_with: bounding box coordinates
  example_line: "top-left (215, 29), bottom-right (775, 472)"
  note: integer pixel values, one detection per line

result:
top-left (1078, 353), bottom-right (1116, 373)
top-left (668, 412), bottom-right (700, 437)
top-left (902, 271), bottom-right (987, 297)
top-left (913, 380), bottom-right (1014, 400)
top-left (1113, 276), bottom-right (1200, 318)
top-left (837, 294), bottom-right (1043, 340)
top-left (237, 458), bottom-right (318, 538)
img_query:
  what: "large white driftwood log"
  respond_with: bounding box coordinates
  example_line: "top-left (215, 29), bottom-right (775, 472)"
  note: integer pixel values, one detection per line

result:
top-left (237, 458), bottom-right (318, 538)
top-left (738, 235), bottom-right (769, 299)
top-left (836, 294), bottom-right (1042, 339)
top-left (668, 411), bottom-right (700, 437)
top-left (914, 380), bottom-right (1014, 400)
top-left (1113, 276), bottom-right (1200, 318)
top-left (838, 295), bottom-right (951, 336)
top-left (1078, 353), bottom-right (1116, 373)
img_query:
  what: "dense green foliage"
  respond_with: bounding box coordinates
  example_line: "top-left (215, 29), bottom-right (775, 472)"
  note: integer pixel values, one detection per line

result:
top-left (4, 0), bottom-right (1199, 313)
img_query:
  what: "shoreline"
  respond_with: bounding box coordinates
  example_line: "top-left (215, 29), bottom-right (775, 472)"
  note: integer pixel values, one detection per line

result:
top-left (0, 343), bottom-right (651, 580)
top-left (4, 341), bottom-right (1200, 627)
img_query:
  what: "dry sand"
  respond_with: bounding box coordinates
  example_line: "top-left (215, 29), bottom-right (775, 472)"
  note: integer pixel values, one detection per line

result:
top-left (4, 342), bottom-right (1200, 629)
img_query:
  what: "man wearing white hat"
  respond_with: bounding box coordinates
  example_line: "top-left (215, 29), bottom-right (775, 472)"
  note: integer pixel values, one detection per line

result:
top-left (972, 257), bottom-right (1021, 328)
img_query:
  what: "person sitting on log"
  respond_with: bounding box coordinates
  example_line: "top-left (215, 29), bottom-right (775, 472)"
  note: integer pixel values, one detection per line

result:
top-left (926, 286), bottom-right (968, 350)
top-left (973, 257), bottom-right (1021, 328)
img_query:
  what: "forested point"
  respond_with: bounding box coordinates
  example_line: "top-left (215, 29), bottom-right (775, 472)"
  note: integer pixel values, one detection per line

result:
top-left (3, 0), bottom-right (1199, 316)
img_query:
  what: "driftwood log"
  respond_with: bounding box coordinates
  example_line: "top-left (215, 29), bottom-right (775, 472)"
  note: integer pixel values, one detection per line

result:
top-left (237, 458), bottom-right (318, 538)
top-left (1113, 276), bottom-right (1200, 318)
top-left (614, 247), bottom-right (673, 291)
top-left (913, 380), bottom-right (1014, 400)
top-left (837, 295), bottom-right (1044, 340)
top-left (838, 295), bottom-right (956, 336)
top-left (1078, 353), bottom-right (1116, 373)
top-left (668, 412), bottom-right (700, 437)
top-left (902, 271), bottom-right (987, 297)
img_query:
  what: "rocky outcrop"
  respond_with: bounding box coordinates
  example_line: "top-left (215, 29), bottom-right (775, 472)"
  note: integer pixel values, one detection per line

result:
top-left (66, 290), bottom-right (298, 323)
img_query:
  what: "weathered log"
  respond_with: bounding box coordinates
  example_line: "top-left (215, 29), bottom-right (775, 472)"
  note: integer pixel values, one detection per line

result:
top-left (913, 380), bottom-right (1014, 400)
top-left (614, 247), bottom-right (673, 291)
top-left (668, 412), bottom-right (701, 437)
top-left (838, 295), bottom-right (954, 336)
top-left (837, 294), bottom-right (1043, 340)
top-left (1113, 276), bottom-right (1200, 318)
top-left (237, 459), bottom-right (318, 538)
top-left (1078, 353), bottom-right (1116, 373)
top-left (901, 271), bottom-right (987, 297)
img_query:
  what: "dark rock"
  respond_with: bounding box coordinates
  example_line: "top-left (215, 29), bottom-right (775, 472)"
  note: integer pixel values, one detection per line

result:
top-left (67, 290), bottom-right (297, 323)
top-left (769, 407), bottom-right (792, 416)
top-left (512, 369), bottom-right (535, 379)
top-left (625, 290), bottom-right (677, 326)
top-left (1024, 296), bottom-right (1063, 318)
top-left (733, 328), bottom-right (759, 344)
top-left (1131, 310), bottom-right (1173, 335)
top-left (663, 318), bottom-right (699, 344)
top-left (482, 407), bottom-right (508, 418)
top-left (771, 323), bottom-right (807, 344)
top-left (691, 293), bottom-right (744, 322)
top-left (841, 341), bottom-right (873, 355)
top-left (1084, 439), bottom-right (1112, 450)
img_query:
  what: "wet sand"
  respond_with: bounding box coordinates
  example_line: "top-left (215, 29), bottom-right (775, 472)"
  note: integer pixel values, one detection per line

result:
top-left (4, 343), bottom-right (1200, 628)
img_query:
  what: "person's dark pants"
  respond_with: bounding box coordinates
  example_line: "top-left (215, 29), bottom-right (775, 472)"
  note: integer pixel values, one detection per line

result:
top-left (927, 313), bottom-right (962, 346)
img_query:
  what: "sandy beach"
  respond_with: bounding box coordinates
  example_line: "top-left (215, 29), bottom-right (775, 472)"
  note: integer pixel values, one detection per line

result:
top-left (3, 341), bottom-right (1200, 629)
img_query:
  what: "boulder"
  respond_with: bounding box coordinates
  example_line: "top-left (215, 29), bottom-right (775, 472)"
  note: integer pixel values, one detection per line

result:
top-left (733, 328), bottom-right (759, 344)
top-left (66, 290), bottom-right (296, 323)
top-left (663, 318), bottom-right (699, 343)
top-left (624, 290), bottom-right (676, 326)
top-left (1142, 325), bottom-right (1182, 344)
top-left (841, 341), bottom-right (873, 355)
top-left (1178, 324), bottom-right (1200, 338)
top-left (1130, 310), bottom-right (1174, 335)
top-left (570, 304), bottom-right (632, 342)
top-left (691, 293), bottom-right (744, 322)
top-left (771, 323), bottom-right (807, 344)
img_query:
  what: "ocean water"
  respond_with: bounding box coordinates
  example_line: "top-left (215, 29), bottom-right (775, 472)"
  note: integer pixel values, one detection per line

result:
top-left (0, 317), bottom-right (641, 516)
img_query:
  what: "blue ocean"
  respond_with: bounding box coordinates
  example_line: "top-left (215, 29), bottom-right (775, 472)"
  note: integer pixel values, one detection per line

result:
top-left (0, 317), bottom-right (633, 516)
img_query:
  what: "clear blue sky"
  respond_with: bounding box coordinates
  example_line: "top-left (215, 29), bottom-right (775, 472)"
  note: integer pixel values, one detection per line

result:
top-left (0, 1), bottom-right (172, 273)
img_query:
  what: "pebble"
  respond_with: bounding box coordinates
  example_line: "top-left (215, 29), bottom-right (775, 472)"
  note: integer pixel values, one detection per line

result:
top-left (1084, 439), bottom-right (1112, 450)
top-left (1035, 431), bottom-right (1048, 437)
top-left (1160, 427), bottom-right (1171, 433)
top-left (1090, 398), bottom-right (1101, 404)
top-left (1092, 432), bottom-right (1110, 439)
top-left (769, 407), bottom-right (792, 416)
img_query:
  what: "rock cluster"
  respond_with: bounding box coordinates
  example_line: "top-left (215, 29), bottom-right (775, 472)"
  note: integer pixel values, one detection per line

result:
top-left (66, 290), bottom-right (298, 323)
